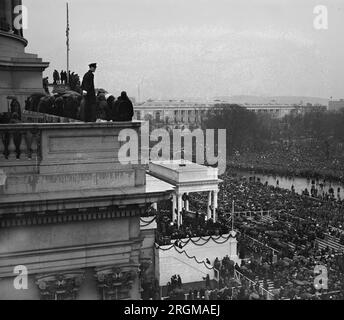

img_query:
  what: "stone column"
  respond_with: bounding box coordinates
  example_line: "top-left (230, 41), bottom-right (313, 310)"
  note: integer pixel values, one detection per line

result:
top-left (185, 193), bottom-right (189, 211)
top-left (4, 0), bottom-right (13, 32)
top-left (177, 194), bottom-right (183, 227)
top-left (172, 194), bottom-right (177, 223)
top-left (207, 191), bottom-right (212, 220)
top-left (213, 190), bottom-right (218, 222)
top-left (0, 1), bottom-right (5, 22)
top-left (12, 0), bottom-right (22, 36)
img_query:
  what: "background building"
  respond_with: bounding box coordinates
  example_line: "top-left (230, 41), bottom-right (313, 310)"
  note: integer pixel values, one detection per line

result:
top-left (134, 100), bottom-right (212, 129)
top-left (134, 100), bottom-right (321, 128)
top-left (329, 99), bottom-right (344, 112)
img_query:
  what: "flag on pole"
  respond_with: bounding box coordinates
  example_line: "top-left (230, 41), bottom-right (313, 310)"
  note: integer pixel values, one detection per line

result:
top-left (66, 2), bottom-right (70, 85)
top-left (66, 2), bottom-right (70, 51)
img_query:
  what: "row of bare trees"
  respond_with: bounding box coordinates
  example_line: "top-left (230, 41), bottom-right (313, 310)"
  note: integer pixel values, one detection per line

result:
top-left (203, 105), bottom-right (344, 156)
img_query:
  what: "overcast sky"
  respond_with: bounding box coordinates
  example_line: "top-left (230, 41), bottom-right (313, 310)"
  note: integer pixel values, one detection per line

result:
top-left (23, 0), bottom-right (344, 100)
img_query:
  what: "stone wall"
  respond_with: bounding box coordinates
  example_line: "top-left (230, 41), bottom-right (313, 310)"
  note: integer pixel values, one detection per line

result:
top-left (0, 215), bottom-right (142, 300)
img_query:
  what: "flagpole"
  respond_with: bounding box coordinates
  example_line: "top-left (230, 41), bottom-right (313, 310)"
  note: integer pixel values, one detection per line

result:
top-left (66, 2), bottom-right (70, 86)
top-left (232, 200), bottom-right (235, 231)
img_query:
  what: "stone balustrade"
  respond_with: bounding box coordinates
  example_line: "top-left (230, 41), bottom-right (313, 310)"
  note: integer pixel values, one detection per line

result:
top-left (0, 124), bottom-right (41, 161)
top-left (22, 110), bottom-right (81, 124)
top-left (0, 110), bottom-right (81, 161)
top-left (0, 121), bottom-right (145, 212)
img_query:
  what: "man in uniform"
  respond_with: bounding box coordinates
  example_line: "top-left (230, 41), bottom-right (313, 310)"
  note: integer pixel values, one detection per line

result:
top-left (81, 63), bottom-right (97, 122)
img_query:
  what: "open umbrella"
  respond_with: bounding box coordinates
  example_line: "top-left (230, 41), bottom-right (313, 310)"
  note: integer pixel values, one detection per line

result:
top-left (97, 88), bottom-right (108, 95)
top-left (62, 91), bottom-right (81, 97)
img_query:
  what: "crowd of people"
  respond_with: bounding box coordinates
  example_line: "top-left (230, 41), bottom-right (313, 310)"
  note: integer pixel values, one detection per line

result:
top-left (146, 164), bottom-right (344, 300)
top-left (155, 209), bottom-right (229, 245)
top-left (1, 62), bottom-right (135, 126)
top-left (0, 90), bottom-right (134, 124)
top-left (187, 171), bottom-right (344, 299)
top-left (229, 139), bottom-right (344, 184)
top-left (52, 69), bottom-right (81, 91)
top-left (164, 256), bottom-right (271, 300)
top-left (141, 169), bottom-right (341, 300)
top-left (0, 97), bottom-right (23, 125)
top-left (166, 275), bottom-right (183, 294)
top-left (192, 172), bottom-right (344, 234)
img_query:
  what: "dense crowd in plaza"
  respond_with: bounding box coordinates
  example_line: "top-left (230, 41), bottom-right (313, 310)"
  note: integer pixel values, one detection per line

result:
top-left (228, 139), bottom-right (344, 184)
top-left (188, 172), bottom-right (344, 299)
top-left (190, 172), bottom-right (344, 236)
top-left (151, 170), bottom-right (344, 300)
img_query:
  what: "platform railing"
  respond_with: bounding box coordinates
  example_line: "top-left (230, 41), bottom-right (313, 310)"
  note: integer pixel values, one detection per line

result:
top-left (0, 125), bottom-right (41, 161)
top-left (234, 269), bottom-right (275, 300)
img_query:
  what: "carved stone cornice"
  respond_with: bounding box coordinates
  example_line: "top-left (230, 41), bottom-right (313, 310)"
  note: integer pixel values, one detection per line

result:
top-left (36, 271), bottom-right (85, 300)
top-left (0, 30), bottom-right (28, 47)
top-left (0, 205), bottom-right (145, 229)
top-left (95, 266), bottom-right (138, 300)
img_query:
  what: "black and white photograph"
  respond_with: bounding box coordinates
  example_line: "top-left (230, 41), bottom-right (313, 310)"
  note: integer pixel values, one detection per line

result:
top-left (0, 0), bottom-right (344, 308)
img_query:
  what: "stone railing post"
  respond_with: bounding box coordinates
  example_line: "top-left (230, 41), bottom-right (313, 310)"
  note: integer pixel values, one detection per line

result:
top-left (0, 126), bottom-right (42, 161)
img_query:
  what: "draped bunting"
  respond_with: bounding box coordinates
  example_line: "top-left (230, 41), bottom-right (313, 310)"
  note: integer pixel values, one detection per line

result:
top-left (155, 243), bottom-right (215, 271)
top-left (157, 233), bottom-right (235, 247)
top-left (154, 234), bottom-right (234, 270)
top-left (140, 216), bottom-right (157, 227)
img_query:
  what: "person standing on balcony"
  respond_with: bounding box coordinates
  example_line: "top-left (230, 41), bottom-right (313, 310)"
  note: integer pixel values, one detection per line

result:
top-left (81, 63), bottom-right (97, 122)
top-left (10, 98), bottom-right (21, 121)
top-left (96, 93), bottom-right (108, 120)
top-left (53, 70), bottom-right (60, 85)
top-left (60, 70), bottom-right (65, 85)
top-left (117, 91), bottom-right (134, 121)
top-left (107, 95), bottom-right (118, 121)
top-left (43, 77), bottom-right (50, 95)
